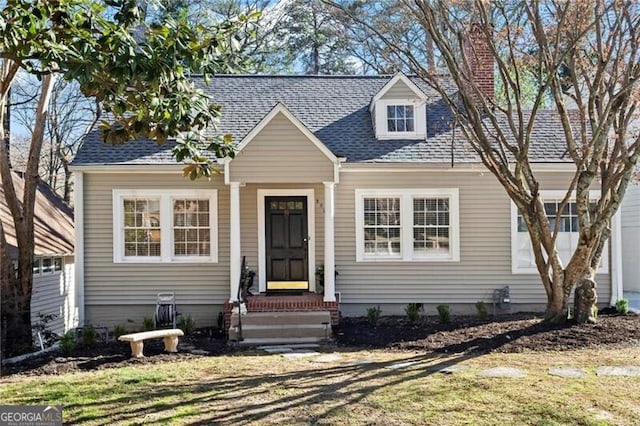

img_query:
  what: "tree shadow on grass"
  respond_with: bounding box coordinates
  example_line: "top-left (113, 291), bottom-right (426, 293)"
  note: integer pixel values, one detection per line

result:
top-left (58, 352), bottom-right (475, 425)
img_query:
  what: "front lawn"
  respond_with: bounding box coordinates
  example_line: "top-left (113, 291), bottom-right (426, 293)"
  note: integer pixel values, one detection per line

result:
top-left (2, 347), bottom-right (640, 425)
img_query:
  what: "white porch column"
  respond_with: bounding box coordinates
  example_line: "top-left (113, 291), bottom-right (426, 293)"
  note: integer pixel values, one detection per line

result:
top-left (323, 182), bottom-right (336, 302)
top-left (229, 182), bottom-right (241, 302)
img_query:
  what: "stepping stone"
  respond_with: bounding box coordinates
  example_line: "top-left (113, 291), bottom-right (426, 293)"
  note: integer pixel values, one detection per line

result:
top-left (432, 365), bottom-right (470, 375)
top-left (587, 408), bottom-right (614, 421)
top-left (282, 351), bottom-right (321, 359)
top-left (262, 347), bottom-right (293, 354)
top-left (259, 344), bottom-right (320, 354)
top-left (548, 367), bottom-right (587, 378)
top-left (385, 361), bottom-right (421, 370)
top-left (597, 366), bottom-right (640, 377)
top-left (478, 367), bottom-right (526, 378)
top-left (343, 360), bottom-right (376, 367)
top-left (312, 354), bottom-right (342, 363)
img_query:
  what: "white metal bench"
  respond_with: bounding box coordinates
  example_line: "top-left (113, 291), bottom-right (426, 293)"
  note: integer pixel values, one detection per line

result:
top-left (118, 329), bottom-right (184, 358)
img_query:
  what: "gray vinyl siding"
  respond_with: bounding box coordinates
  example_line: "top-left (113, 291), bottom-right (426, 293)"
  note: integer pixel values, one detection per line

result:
top-left (83, 173), bottom-right (230, 319)
top-left (229, 112), bottom-right (334, 183)
top-left (31, 256), bottom-right (75, 336)
top-left (381, 81), bottom-right (421, 99)
top-left (87, 304), bottom-right (222, 330)
top-left (622, 184), bottom-right (640, 291)
top-left (83, 173), bottom-right (326, 327)
top-left (334, 170), bottom-right (611, 306)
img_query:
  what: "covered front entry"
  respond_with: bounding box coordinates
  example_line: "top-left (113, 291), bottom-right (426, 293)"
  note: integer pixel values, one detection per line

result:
top-left (265, 196), bottom-right (309, 291)
top-left (225, 103), bottom-right (338, 304)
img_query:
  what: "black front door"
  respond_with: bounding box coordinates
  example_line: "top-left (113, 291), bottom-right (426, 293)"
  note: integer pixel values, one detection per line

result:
top-left (265, 196), bottom-right (309, 291)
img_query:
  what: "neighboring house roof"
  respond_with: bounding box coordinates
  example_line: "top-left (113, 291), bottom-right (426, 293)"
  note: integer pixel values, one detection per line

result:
top-left (73, 74), bottom-right (572, 166)
top-left (0, 172), bottom-right (74, 259)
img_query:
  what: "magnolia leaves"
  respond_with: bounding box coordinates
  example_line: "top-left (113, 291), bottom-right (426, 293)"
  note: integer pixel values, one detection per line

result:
top-left (1, 0), bottom-right (256, 178)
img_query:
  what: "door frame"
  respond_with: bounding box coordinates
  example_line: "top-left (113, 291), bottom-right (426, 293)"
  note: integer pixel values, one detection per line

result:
top-left (258, 189), bottom-right (315, 293)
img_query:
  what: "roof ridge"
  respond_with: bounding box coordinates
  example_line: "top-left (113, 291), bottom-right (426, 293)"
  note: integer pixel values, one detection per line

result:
top-left (208, 74), bottom-right (393, 79)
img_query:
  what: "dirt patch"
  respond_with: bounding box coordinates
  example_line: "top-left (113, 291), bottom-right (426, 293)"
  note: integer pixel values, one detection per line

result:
top-left (334, 312), bottom-right (640, 354)
top-left (4, 313), bottom-right (639, 377)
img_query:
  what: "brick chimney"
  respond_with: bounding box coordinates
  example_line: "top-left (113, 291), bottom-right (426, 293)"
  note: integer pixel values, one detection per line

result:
top-left (463, 23), bottom-right (494, 101)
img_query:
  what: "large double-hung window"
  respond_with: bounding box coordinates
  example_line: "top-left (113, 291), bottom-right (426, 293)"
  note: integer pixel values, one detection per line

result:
top-left (511, 191), bottom-right (607, 273)
top-left (356, 189), bottom-right (460, 262)
top-left (113, 189), bottom-right (218, 263)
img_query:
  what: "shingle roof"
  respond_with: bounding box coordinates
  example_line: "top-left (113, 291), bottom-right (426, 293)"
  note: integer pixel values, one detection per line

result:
top-left (72, 74), bottom-right (571, 166)
top-left (1, 172), bottom-right (74, 259)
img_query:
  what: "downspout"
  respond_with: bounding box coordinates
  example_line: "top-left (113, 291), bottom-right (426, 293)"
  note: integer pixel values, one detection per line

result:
top-left (74, 171), bottom-right (85, 325)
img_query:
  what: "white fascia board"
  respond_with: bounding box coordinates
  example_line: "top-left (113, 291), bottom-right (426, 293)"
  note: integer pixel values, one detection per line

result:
top-left (341, 163), bottom-right (576, 173)
top-left (370, 72), bottom-right (429, 110)
top-left (69, 164), bottom-right (222, 173)
top-left (233, 102), bottom-right (339, 165)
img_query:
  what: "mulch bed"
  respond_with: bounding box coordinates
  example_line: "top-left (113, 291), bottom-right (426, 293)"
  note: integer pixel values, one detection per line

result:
top-left (2, 312), bottom-right (639, 377)
top-left (334, 311), bottom-right (640, 354)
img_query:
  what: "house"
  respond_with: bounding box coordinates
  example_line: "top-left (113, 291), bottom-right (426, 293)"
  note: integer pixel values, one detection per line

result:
top-left (621, 183), bottom-right (640, 311)
top-left (70, 68), bottom-right (625, 341)
top-left (0, 172), bottom-right (76, 338)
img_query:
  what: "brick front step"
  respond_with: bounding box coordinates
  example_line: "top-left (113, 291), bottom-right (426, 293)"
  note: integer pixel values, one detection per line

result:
top-left (230, 311), bottom-right (332, 327)
top-left (224, 293), bottom-right (340, 333)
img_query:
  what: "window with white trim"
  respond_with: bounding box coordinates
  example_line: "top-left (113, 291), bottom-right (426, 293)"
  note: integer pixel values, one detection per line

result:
top-left (413, 197), bottom-right (451, 256)
top-left (33, 259), bottom-right (42, 275)
top-left (113, 189), bottom-right (218, 263)
top-left (123, 198), bottom-right (161, 257)
top-left (356, 189), bottom-right (460, 262)
top-left (41, 257), bottom-right (54, 274)
top-left (363, 196), bottom-right (401, 257)
top-left (387, 105), bottom-right (415, 132)
top-left (173, 199), bottom-right (211, 257)
top-left (373, 99), bottom-right (426, 140)
top-left (32, 257), bottom-right (64, 276)
top-left (53, 257), bottom-right (63, 272)
top-left (511, 191), bottom-right (607, 273)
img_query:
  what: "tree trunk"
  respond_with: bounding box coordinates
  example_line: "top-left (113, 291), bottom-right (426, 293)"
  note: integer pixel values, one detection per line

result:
top-left (2, 278), bottom-right (33, 356)
top-left (0, 70), bottom-right (55, 354)
top-left (574, 278), bottom-right (598, 323)
top-left (544, 283), bottom-right (569, 324)
top-left (62, 158), bottom-right (71, 204)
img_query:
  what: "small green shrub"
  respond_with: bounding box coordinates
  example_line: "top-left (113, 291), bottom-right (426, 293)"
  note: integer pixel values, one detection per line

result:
top-left (405, 303), bottom-right (422, 322)
top-left (366, 306), bottom-right (381, 326)
top-left (178, 315), bottom-right (195, 336)
top-left (113, 324), bottom-right (127, 340)
top-left (437, 304), bottom-right (450, 323)
top-left (615, 298), bottom-right (630, 315)
top-left (142, 316), bottom-right (155, 331)
top-left (81, 325), bottom-right (99, 348)
top-left (59, 331), bottom-right (75, 355)
top-left (475, 301), bottom-right (488, 320)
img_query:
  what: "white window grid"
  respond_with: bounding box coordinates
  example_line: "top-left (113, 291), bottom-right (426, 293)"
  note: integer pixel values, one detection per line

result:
top-left (173, 198), bottom-right (211, 257)
top-left (386, 105), bottom-right (415, 132)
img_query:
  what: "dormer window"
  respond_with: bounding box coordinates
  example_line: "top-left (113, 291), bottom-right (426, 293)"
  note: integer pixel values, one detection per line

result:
top-left (387, 105), bottom-right (415, 132)
top-left (373, 99), bottom-right (426, 140)
top-left (370, 73), bottom-right (428, 140)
